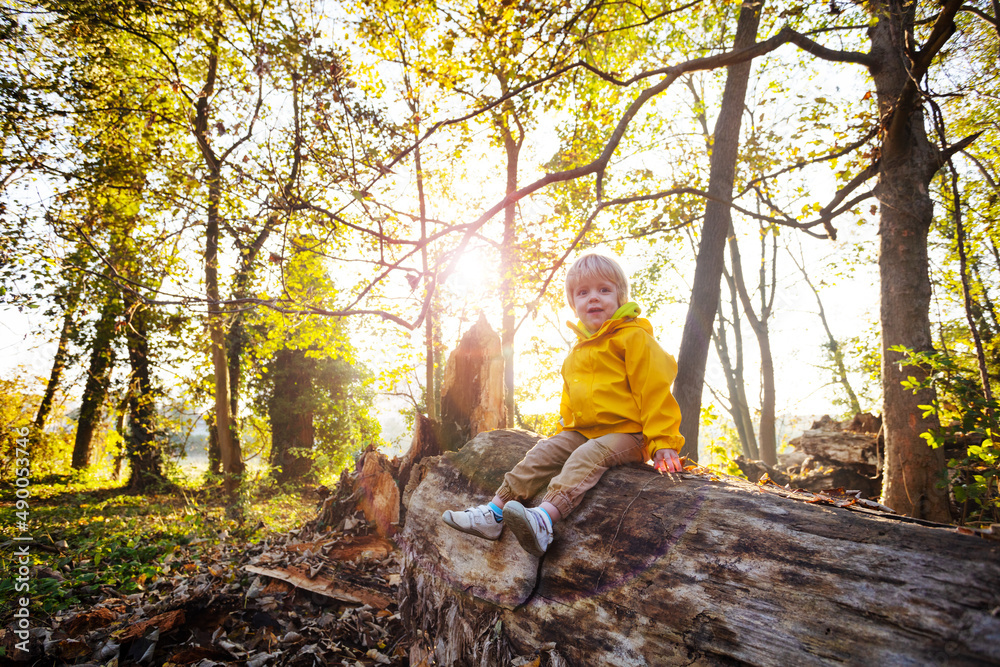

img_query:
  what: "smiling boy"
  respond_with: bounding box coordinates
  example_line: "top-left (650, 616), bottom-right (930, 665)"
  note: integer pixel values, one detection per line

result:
top-left (442, 253), bottom-right (684, 556)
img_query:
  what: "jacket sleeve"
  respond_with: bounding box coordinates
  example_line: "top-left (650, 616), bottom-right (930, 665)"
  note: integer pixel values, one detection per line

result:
top-left (624, 329), bottom-right (685, 456)
top-left (557, 380), bottom-right (571, 432)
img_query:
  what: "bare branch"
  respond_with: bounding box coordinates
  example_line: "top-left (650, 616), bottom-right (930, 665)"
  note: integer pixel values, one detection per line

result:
top-left (913, 0), bottom-right (963, 76)
top-left (739, 125), bottom-right (879, 195)
top-left (962, 148), bottom-right (1000, 190)
top-left (936, 131), bottom-right (984, 170)
top-left (70, 225), bottom-right (422, 329)
top-left (818, 158), bottom-right (880, 217)
top-left (960, 4), bottom-right (999, 31)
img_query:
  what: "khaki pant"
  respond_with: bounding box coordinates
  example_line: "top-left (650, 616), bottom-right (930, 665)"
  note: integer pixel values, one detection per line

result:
top-left (496, 431), bottom-right (645, 518)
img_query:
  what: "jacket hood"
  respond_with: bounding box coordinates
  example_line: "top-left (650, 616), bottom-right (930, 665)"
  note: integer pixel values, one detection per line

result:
top-left (568, 301), bottom-right (642, 339)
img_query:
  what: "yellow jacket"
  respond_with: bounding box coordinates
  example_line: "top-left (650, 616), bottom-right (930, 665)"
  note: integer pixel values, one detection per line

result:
top-left (560, 302), bottom-right (685, 459)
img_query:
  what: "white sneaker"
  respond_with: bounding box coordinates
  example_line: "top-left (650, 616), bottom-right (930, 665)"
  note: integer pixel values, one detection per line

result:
top-left (442, 504), bottom-right (503, 540)
top-left (502, 501), bottom-right (553, 556)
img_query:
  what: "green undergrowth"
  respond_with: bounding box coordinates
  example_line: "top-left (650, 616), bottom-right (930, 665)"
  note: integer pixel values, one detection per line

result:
top-left (0, 471), bottom-right (319, 622)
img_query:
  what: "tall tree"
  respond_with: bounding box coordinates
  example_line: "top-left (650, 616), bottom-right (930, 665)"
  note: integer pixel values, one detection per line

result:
top-left (728, 221), bottom-right (778, 466)
top-left (193, 17), bottom-right (243, 493)
top-left (712, 263), bottom-right (759, 459)
top-left (32, 278), bottom-right (81, 446)
top-left (122, 296), bottom-right (165, 490)
top-left (867, 0), bottom-right (962, 520)
top-left (674, 0), bottom-right (763, 462)
top-left (251, 239), bottom-right (384, 480)
top-left (72, 289), bottom-right (118, 469)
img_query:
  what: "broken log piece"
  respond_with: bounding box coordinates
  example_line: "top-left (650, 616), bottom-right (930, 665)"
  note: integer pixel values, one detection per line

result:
top-left (438, 313), bottom-right (506, 451)
top-left (790, 429), bottom-right (878, 467)
top-left (846, 412), bottom-right (881, 434)
top-left (398, 429), bottom-right (1000, 667)
top-left (245, 565), bottom-right (394, 609)
top-left (396, 413), bottom-right (441, 496)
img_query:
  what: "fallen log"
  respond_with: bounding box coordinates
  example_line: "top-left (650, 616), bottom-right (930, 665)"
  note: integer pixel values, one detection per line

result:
top-left (398, 429), bottom-right (1000, 666)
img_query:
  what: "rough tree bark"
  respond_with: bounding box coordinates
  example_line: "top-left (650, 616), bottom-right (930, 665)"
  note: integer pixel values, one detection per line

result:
top-left (398, 430), bottom-right (1000, 666)
top-left (674, 0), bottom-right (762, 462)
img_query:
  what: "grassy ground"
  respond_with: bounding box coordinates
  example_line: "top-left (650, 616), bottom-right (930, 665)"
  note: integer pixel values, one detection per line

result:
top-left (1, 468), bottom-right (320, 623)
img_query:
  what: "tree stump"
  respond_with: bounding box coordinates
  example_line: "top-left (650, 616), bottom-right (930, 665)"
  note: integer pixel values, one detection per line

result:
top-left (438, 313), bottom-right (506, 451)
top-left (353, 446), bottom-right (400, 538)
top-left (398, 430), bottom-right (1000, 666)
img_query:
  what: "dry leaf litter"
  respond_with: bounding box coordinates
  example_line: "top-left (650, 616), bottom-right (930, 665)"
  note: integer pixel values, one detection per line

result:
top-left (4, 505), bottom-right (408, 666)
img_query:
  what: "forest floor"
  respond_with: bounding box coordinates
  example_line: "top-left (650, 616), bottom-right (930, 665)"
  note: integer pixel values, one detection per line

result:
top-left (0, 473), bottom-right (411, 666)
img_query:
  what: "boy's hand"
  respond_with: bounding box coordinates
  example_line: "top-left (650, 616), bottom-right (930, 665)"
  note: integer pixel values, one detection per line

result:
top-left (653, 448), bottom-right (682, 473)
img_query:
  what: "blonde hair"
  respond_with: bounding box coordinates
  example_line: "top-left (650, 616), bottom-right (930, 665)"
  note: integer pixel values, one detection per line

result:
top-left (565, 253), bottom-right (630, 309)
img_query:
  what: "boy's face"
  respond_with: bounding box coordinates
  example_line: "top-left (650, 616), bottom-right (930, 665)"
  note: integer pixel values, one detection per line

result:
top-left (572, 276), bottom-right (620, 331)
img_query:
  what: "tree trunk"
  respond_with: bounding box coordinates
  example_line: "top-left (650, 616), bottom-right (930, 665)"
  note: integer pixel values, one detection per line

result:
top-left (33, 286), bottom-right (79, 446)
top-left (206, 175), bottom-right (242, 489)
top-left (111, 389), bottom-right (129, 481)
top-left (414, 133), bottom-right (437, 421)
top-left (712, 276), bottom-right (758, 459)
top-left (225, 216), bottom-right (280, 464)
top-left (196, 22), bottom-right (243, 492)
top-left (72, 296), bottom-right (117, 469)
top-left (756, 327), bottom-right (777, 465)
top-left (498, 94), bottom-right (522, 429)
top-left (355, 445), bottom-right (400, 538)
top-left (868, 0), bottom-right (950, 521)
top-left (729, 226), bottom-right (777, 465)
top-left (269, 348), bottom-right (315, 483)
top-left (950, 164), bottom-right (997, 430)
top-left (226, 314), bottom-right (245, 462)
top-left (123, 299), bottom-right (165, 491)
top-left (207, 417), bottom-right (221, 476)
top-left (398, 430), bottom-right (1000, 666)
top-left (674, 0), bottom-right (762, 462)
